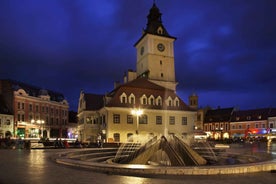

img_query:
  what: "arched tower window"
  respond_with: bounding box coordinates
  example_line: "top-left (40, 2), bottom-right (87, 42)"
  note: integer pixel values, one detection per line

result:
top-left (157, 26), bottom-right (163, 34)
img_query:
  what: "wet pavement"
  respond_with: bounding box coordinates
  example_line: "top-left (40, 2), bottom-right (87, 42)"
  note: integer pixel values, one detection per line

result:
top-left (0, 142), bottom-right (275, 184)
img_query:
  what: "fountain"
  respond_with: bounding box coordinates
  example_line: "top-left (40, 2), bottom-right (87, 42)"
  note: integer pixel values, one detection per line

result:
top-left (54, 134), bottom-right (276, 176)
top-left (113, 135), bottom-right (207, 166)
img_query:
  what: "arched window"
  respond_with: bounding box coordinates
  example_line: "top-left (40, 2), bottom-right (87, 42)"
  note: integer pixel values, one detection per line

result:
top-left (128, 93), bottom-right (135, 104)
top-left (174, 97), bottom-right (179, 107)
top-left (120, 93), bottom-right (127, 103)
top-left (166, 96), bottom-right (173, 106)
top-left (149, 95), bottom-right (155, 105)
top-left (140, 94), bottom-right (147, 105)
top-left (156, 96), bottom-right (162, 106)
top-left (113, 133), bottom-right (120, 142)
top-left (157, 26), bottom-right (163, 34)
top-left (127, 133), bottom-right (133, 142)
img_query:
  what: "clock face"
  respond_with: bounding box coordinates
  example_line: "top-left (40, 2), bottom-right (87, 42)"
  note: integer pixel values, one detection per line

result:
top-left (140, 46), bottom-right (144, 55)
top-left (157, 43), bottom-right (165, 52)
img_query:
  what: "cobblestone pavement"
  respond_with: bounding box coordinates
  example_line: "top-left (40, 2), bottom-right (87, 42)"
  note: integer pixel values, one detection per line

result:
top-left (0, 142), bottom-right (275, 184)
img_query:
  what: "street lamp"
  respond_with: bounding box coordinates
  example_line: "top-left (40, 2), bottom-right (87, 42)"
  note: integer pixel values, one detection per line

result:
top-left (131, 109), bottom-right (143, 134)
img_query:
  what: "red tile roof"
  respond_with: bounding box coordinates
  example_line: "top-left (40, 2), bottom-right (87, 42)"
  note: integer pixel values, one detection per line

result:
top-left (105, 78), bottom-right (193, 111)
top-left (83, 93), bottom-right (105, 110)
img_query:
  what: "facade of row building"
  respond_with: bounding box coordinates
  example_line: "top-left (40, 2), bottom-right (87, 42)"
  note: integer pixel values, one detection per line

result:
top-left (203, 107), bottom-right (276, 140)
top-left (0, 79), bottom-right (69, 139)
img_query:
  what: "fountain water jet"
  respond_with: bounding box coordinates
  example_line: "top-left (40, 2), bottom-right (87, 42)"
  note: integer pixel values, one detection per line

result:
top-left (114, 135), bottom-right (207, 166)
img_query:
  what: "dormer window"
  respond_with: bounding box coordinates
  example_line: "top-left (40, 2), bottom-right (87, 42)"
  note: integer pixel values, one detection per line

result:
top-left (141, 94), bottom-right (147, 105)
top-left (156, 96), bottom-right (162, 106)
top-left (166, 96), bottom-right (173, 106)
top-left (122, 97), bottom-right (126, 103)
top-left (174, 97), bottom-right (179, 107)
top-left (120, 93), bottom-right (127, 103)
top-left (149, 95), bottom-right (155, 105)
top-left (128, 93), bottom-right (135, 104)
top-left (157, 26), bottom-right (163, 34)
top-left (143, 98), bottom-right (146, 104)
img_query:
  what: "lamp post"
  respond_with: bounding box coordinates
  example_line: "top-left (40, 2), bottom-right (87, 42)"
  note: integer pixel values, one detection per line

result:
top-left (131, 109), bottom-right (143, 134)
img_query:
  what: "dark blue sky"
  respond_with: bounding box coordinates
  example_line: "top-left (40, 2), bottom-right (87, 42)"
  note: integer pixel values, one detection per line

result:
top-left (1, 0), bottom-right (276, 111)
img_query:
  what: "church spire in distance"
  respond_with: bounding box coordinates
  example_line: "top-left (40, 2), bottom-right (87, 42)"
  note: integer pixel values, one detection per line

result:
top-left (143, 1), bottom-right (174, 38)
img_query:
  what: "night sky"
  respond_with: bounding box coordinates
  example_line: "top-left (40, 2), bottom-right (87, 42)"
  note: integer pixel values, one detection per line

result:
top-left (0, 0), bottom-right (276, 111)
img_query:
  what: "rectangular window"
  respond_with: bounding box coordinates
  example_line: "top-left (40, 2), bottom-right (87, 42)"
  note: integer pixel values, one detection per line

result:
top-left (156, 116), bottom-right (162, 125)
top-left (6, 119), bottom-right (10, 125)
top-left (139, 115), bottom-right (148, 124)
top-left (18, 114), bottom-right (20, 121)
top-left (169, 116), bottom-right (175, 125)
top-left (29, 104), bottom-right (33, 111)
top-left (22, 114), bottom-right (25, 121)
top-left (22, 103), bottom-right (24, 110)
top-left (113, 114), bottom-right (120, 124)
top-left (18, 102), bottom-right (20, 109)
top-left (182, 117), bottom-right (187, 125)
top-left (255, 124), bottom-right (259, 128)
top-left (36, 105), bottom-right (39, 112)
top-left (127, 115), bottom-right (133, 124)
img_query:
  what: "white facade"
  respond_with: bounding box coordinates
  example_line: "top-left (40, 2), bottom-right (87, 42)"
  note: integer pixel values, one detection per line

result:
top-left (0, 113), bottom-right (14, 138)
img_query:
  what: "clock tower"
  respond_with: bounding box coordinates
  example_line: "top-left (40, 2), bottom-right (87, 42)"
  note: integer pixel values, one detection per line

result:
top-left (134, 3), bottom-right (177, 91)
